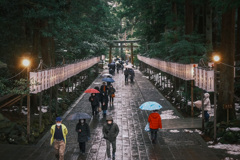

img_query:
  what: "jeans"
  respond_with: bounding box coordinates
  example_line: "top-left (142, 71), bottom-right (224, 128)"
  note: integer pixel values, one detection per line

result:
top-left (204, 111), bottom-right (209, 122)
top-left (106, 139), bottom-right (116, 158)
top-left (150, 129), bottom-right (158, 142)
top-left (79, 142), bottom-right (86, 153)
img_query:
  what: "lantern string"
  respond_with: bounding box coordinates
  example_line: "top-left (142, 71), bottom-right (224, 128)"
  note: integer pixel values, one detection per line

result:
top-left (6, 68), bottom-right (27, 80)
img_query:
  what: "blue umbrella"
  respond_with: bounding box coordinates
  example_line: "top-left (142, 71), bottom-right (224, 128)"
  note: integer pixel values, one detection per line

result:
top-left (102, 77), bottom-right (115, 83)
top-left (67, 112), bottom-right (91, 120)
top-left (139, 101), bottom-right (162, 111)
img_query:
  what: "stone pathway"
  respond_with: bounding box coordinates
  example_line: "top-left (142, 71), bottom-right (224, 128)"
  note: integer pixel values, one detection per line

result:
top-left (0, 68), bottom-right (222, 160)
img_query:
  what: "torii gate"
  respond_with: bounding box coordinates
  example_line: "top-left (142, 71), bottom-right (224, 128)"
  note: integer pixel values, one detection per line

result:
top-left (109, 40), bottom-right (140, 65)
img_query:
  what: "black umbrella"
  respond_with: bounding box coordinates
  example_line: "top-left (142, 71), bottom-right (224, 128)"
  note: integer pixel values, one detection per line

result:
top-left (67, 112), bottom-right (91, 120)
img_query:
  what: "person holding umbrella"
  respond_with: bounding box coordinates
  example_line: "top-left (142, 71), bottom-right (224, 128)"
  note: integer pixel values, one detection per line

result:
top-left (89, 93), bottom-right (99, 116)
top-left (75, 119), bottom-right (90, 155)
top-left (139, 101), bottom-right (162, 144)
top-left (148, 110), bottom-right (162, 144)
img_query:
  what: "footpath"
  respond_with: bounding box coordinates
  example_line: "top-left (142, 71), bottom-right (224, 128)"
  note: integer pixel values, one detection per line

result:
top-left (0, 68), bottom-right (223, 160)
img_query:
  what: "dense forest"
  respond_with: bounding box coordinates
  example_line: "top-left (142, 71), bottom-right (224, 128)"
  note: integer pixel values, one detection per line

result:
top-left (0, 0), bottom-right (120, 94)
top-left (0, 0), bottom-right (240, 144)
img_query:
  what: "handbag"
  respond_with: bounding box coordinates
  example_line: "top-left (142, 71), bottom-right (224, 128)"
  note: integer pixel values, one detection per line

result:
top-left (111, 94), bottom-right (115, 98)
top-left (145, 123), bottom-right (150, 132)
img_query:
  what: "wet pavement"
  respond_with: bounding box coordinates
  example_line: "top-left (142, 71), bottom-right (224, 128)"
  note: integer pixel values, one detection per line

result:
top-left (0, 68), bottom-right (221, 160)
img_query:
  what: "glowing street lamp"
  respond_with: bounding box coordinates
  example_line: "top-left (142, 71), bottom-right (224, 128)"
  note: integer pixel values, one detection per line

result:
top-left (22, 59), bottom-right (30, 67)
top-left (213, 55), bottom-right (220, 63)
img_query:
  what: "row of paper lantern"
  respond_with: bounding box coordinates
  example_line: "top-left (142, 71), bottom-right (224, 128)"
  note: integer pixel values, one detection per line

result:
top-left (194, 67), bottom-right (214, 92)
top-left (137, 55), bottom-right (196, 80)
top-left (29, 57), bottom-right (101, 94)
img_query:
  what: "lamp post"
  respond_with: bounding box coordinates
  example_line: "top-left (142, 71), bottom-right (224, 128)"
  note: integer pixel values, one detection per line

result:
top-left (22, 59), bottom-right (31, 140)
top-left (213, 55), bottom-right (220, 142)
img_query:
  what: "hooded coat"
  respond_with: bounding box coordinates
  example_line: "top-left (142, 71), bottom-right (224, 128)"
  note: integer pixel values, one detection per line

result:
top-left (148, 113), bottom-right (162, 129)
top-left (75, 121), bottom-right (90, 142)
top-left (204, 93), bottom-right (211, 111)
top-left (102, 116), bottom-right (119, 142)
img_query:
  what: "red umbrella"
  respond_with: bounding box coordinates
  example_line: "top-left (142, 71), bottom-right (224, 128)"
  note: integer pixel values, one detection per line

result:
top-left (84, 88), bottom-right (100, 93)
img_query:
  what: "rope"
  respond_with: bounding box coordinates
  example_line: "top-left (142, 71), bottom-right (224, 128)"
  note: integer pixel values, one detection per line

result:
top-left (6, 68), bottom-right (27, 80)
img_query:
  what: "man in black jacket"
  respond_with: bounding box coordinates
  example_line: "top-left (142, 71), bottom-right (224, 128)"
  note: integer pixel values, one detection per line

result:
top-left (102, 116), bottom-right (119, 160)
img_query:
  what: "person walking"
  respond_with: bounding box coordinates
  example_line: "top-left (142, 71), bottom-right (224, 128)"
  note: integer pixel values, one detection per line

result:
top-left (116, 62), bottom-right (121, 73)
top-left (129, 68), bottom-right (135, 82)
top-left (100, 92), bottom-right (109, 116)
top-left (75, 119), bottom-right (90, 155)
top-left (124, 68), bottom-right (129, 82)
top-left (94, 86), bottom-right (101, 112)
top-left (148, 110), bottom-right (162, 144)
top-left (108, 84), bottom-right (116, 106)
top-left (89, 93), bottom-right (99, 116)
top-left (203, 93), bottom-right (211, 122)
top-left (102, 116), bottom-right (119, 160)
top-left (50, 117), bottom-right (68, 160)
top-left (100, 82), bottom-right (108, 96)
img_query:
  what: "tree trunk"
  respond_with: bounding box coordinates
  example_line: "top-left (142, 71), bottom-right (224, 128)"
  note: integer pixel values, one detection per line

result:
top-left (185, 0), bottom-right (194, 34)
top-left (40, 21), bottom-right (51, 66)
top-left (236, 8), bottom-right (240, 61)
top-left (217, 8), bottom-right (236, 122)
top-left (205, 0), bottom-right (212, 54)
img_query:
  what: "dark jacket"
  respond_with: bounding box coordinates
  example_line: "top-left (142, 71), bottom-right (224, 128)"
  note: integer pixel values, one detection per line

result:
top-left (100, 85), bottom-right (108, 96)
top-left (124, 69), bottom-right (129, 76)
top-left (75, 122), bottom-right (90, 142)
top-left (108, 87), bottom-right (115, 96)
top-left (89, 94), bottom-right (99, 106)
top-left (100, 94), bottom-right (109, 110)
top-left (102, 123), bottom-right (119, 142)
top-left (129, 69), bottom-right (135, 77)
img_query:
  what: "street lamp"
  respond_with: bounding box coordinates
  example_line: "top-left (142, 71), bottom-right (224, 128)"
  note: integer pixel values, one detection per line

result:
top-left (22, 59), bottom-right (30, 67)
top-left (213, 54), bottom-right (220, 142)
top-left (22, 58), bottom-right (31, 141)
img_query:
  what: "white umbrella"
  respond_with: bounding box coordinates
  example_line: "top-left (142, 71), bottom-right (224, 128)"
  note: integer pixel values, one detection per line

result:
top-left (125, 65), bottom-right (132, 69)
top-left (102, 73), bottom-right (113, 78)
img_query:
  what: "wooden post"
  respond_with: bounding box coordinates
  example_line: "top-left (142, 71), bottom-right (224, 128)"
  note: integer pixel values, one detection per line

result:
top-left (39, 63), bottom-right (43, 129)
top-left (109, 45), bottom-right (112, 64)
top-left (191, 80), bottom-right (194, 117)
top-left (56, 85), bottom-right (59, 116)
top-left (49, 87), bottom-right (52, 120)
top-left (131, 43), bottom-right (134, 65)
top-left (201, 89), bottom-right (205, 130)
top-left (62, 58), bottom-right (66, 94)
top-left (185, 81), bottom-right (188, 112)
top-left (27, 66), bottom-right (31, 141)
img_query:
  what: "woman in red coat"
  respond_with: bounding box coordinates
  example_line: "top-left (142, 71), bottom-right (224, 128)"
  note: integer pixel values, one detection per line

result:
top-left (148, 110), bottom-right (162, 144)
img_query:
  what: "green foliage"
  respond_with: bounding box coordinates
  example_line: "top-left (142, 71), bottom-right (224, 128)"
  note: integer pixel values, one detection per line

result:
top-left (0, 78), bottom-right (29, 96)
top-left (146, 32), bottom-right (208, 63)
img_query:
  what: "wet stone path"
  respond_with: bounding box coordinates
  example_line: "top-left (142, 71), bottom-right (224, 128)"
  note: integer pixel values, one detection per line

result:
top-left (0, 68), bottom-right (220, 160)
